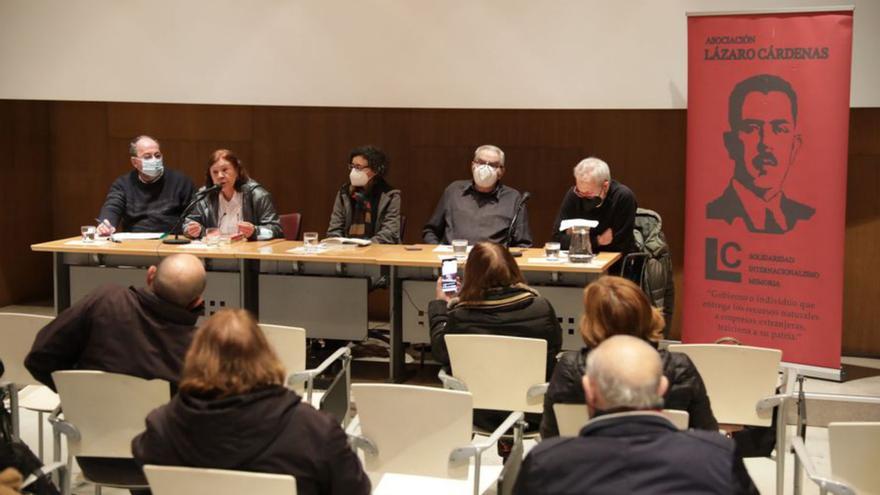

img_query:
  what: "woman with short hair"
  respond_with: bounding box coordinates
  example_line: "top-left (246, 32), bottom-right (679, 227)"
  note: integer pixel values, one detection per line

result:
top-left (184, 149), bottom-right (282, 240)
top-left (540, 276), bottom-right (718, 438)
top-left (132, 309), bottom-right (370, 495)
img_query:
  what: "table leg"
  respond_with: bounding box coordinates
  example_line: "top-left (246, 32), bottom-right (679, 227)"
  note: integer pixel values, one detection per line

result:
top-left (389, 265), bottom-right (404, 383)
top-left (240, 259), bottom-right (260, 318)
top-left (53, 252), bottom-right (70, 314)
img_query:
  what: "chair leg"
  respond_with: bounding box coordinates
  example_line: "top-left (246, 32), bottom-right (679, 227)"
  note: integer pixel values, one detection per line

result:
top-left (473, 452), bottom-right (481, 495)
top-left (7, 384), bottom-right (20, 441)
top-left (94, 484), bottom-right (101, 495)
top-left (38, 411), bottom-right (45, 460)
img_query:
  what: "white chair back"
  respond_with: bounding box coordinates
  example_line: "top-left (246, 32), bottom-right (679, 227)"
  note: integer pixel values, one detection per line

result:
top-left (0, 313), bottom-right (53, 385)
top-left (144, 465), bottom-right (297, 495)
top-left (444, 334), bottom-right (545, 413)
top-left (553, 403), bottom-right (690, 436)
top-left (829, 421), bottom-right (880, 495)
top-left (259, 323), bottom-right (307, 394)
top-left (352, 383), bottom-right (472, 479)
top-left (52, 371), bottom-right (169, 457)
top-left (667, 344), bottom-right (780, 426)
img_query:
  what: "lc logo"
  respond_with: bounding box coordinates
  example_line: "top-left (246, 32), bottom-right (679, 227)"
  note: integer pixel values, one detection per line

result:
top-left (706, 238), bottom-right (741, 283)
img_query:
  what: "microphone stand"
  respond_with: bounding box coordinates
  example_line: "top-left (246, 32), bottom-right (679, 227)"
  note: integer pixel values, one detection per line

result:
top-left (505, 192), bottom-right (530, 256)
top-left (162, 186), bottom-right (219, 245)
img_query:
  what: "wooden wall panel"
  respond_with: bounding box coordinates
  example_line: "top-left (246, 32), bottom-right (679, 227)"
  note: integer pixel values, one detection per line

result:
top-left (2, 100), bottom-right (877, 356)
top-left (0, 100), bottom-right (52, 306)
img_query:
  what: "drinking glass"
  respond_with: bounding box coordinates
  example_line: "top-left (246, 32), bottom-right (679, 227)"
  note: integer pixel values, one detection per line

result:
top-left (303, 232), bottom-right (319, 253)
top-left (205, 227), bottom-right (221, 247)
top-left (80, 225), bottom-right (96, 243)
top-left (452, 239), bottom-right (468, 259)
top-left (544, 242), bottom-right (561, 261)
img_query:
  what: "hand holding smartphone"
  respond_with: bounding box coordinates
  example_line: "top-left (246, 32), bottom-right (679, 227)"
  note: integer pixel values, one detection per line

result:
top-left (441, 257), bottom-right (459, 295)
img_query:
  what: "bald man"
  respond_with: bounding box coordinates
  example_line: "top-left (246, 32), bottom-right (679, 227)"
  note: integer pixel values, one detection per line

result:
top-left (514, 336), bottom-right (757, 495)
top-left (26, 254), bottom-right (206, 391)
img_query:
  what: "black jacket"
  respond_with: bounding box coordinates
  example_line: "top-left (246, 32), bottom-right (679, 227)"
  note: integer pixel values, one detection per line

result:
top-left (541, 347), bottom-right (718, 438)
top-left (98, 169), bottom-right (196, 233)
top-left (186, 179), bottom-right (283, 240)
top-left (132, 386), bottom-right (370, 495)
top-left (551, 180), bottom-right (638, 254)
top-left (428, 285), bottom-right (562, 379)
top-left (25, 285), bottom-right (199, 392)
top-left (515, 412), bottom-right (758, 495)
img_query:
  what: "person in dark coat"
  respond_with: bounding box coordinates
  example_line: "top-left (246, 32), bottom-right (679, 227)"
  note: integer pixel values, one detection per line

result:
top-left (25, 254), bottom-right (206, 392)
top-left (516, 335), bottom-right (757, 495)
top-left (132, 309), bottom-right (370, 495)
top-left (184, 149), bottom-right (282, 241)
top-left (428, 241), bottom-right (562, 378)
top-left (541, 276), bottom-right (718, 438)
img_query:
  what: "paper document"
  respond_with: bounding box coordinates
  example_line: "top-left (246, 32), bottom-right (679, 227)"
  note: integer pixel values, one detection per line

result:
top-left (323, 237), bottom-right (372, 246)
top-left (110, 232), bottom-right (164, 241)
top-left (559, 219), bottom-right (599, 231)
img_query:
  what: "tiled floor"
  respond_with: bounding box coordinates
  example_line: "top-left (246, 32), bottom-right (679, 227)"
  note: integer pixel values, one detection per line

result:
top-left (6, 304), bottom-right (879, 494)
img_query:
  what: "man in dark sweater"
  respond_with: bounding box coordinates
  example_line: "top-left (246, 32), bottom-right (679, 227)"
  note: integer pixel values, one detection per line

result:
top-left (25, 254), bottom-right (206, 391)
top-left (551, 157), bottom-right (637, 254)
top-left (97, 135), bottom-right (195, 234)
top-left (514, 335), bottom-right (758, 495)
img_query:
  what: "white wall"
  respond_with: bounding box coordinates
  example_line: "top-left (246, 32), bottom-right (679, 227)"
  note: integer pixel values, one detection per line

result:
top-left (0, 0), bottom-right (876, 108)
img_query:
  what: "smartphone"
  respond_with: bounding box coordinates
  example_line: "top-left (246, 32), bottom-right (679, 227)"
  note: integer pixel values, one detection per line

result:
top-left (441, 257), bottom-right (458, 294)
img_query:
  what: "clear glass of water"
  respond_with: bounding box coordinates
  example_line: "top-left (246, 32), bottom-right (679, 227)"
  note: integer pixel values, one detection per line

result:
top-left (81, 225), bottom-right (96, 243)
top-left (303, 232), bottom-right (319, 253)
top-left (544, 242), bottom-right (561, 261)
top-left (205, 227), bottom-right (221, 247)
top-left (452, 239), bottom-right (468, 259)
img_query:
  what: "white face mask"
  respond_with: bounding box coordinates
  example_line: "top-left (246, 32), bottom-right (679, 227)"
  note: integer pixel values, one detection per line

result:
top-left (472, 164), bottom-right (498, 189)
top-left (140, 157), bottom-right (164, 178)
top-left (349, 168), bottom-right (370, 187)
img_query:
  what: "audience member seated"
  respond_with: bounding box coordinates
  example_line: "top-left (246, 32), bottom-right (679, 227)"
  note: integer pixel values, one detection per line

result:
top-left (132, 309), bottom-right (370, 495)
top-left (326, 145), bottom-right (401, 244)
top-left (515, 335), bottom-right (758, 495)
top-left (184, 149), bottom-right (282, 241)
top-left (25, 254), bottom-right (206, 392)
top-left (423, 144), bottom-right (532, 247)
top-left (541, 276), bottom-right (717, 438)
top-left (97, 135), bottom-right (196, 235)
top-left (429, 241), bottom-right (562, 378)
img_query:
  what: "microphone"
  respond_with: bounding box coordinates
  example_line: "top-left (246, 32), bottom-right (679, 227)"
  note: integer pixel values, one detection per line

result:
top-left (162, 185), bottom-right (221, 245)
top-left (505, 191), bottom-right (531, 251)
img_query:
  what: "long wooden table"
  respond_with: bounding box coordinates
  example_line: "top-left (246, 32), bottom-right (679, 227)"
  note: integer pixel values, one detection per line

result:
top-left (32, 238), bottom-right (619, 381)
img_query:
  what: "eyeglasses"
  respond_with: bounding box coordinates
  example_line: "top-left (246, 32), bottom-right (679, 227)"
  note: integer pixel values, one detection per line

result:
top-left (139, 152), bottom-right (162, 160)
top-left (472, 160), bottom-right (503, 169)
top-left (348, 163), bottom-right (371, 171)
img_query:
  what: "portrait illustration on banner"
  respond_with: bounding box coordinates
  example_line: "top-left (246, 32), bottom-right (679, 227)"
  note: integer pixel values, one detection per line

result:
top-left (706, 74), bottom-right (815, 234)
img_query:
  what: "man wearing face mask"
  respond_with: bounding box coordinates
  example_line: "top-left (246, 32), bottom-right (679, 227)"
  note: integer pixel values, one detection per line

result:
top-left (551, 157), bottom-right (637, 254)
top-left (423, 144), bottom-right (532, 247)
top-left (326, 145), bottom-right (401, 244)
top-left (96, 135), bottom-right (196, 234)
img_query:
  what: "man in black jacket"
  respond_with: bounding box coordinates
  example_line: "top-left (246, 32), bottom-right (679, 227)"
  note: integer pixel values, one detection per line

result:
top-left (25, 254), bottom-right (206, 391)
top-left (97, 135), bottom-right (196, 234)
top-left (515, 335), bottom-right (757, 495)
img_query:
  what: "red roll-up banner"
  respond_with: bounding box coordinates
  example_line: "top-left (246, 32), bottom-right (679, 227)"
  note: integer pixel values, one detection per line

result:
top-left (683, 10), bottom-right (853, 371)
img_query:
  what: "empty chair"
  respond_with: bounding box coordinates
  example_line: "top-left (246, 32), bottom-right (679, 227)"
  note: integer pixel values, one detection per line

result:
top-left (348, 383), bottom-right (511, 495)
top-left (280, 212), bottom-right (302, 241)
top-left (144, 465), bottom-right (297, 495)
top-left (50, 370), bottom-right (170, 495)
top-left (0, 313), bottom-right (61, 458)
top-left (552, 403), bottom-right (690, 436)
top-left (667, 343), bottom-right (781, 427)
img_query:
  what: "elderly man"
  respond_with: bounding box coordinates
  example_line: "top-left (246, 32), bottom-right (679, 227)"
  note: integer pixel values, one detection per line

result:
top-left (514, 335), bottom-right (757, 495)
top-left (551, 157), bottom-right (637, 254)
top-left (97, 135), bottom-right (196, 235)
top-left (423, 144), bottom-right (532, 247)
top-left (26, 254), bottom-right (207, 391)
top-left (707, 74), bottom-right (814, 234)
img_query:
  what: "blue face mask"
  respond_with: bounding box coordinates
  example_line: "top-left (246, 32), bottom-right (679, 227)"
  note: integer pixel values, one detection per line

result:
top-left (140, 157), bottom-right (164, 178)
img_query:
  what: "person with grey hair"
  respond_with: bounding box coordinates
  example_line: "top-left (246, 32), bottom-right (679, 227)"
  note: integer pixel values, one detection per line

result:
top-left (514, 335), bottom-right (757, 495)
top-left (26, 254), bottom-right (207, 392)
top-left (550, 156), bottom-right (637, 254)
top-left (423, 144), bottom-right (532, 246)
top-left (97, 134), bottom-right (195, 235)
